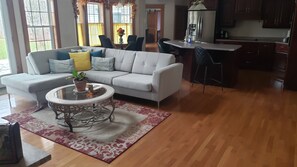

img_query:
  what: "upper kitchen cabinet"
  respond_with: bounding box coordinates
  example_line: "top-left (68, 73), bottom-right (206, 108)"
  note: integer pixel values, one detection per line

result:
top-left (219, 0), bottom-right (236, 27)
top-left (203, 0), bottom-right (218, 10)
top-left (234, 0), bottom-right (262, 20)
top-left (262, 0), bottom-right (294, 28)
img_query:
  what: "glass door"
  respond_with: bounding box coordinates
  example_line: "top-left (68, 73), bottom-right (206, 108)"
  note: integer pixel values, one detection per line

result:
top-left (0, 0), bottom-right (17, 81)
top-left (0, 2), bottom-right (11, 76)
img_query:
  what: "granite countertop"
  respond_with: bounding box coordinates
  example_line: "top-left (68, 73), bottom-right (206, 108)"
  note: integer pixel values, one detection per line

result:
top-left (164, 40), bottom-right (242, 51)
top-left (216, 37), bottom-right (288, 45)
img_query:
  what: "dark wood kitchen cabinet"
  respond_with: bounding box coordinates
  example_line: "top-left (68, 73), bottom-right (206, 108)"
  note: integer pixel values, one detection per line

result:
top-left (203, 0), bottom-right (218, 10)
top-left (234, 0), bottom-right (262, 20)
top-left (219, 0), bottom-right (236, 27)
top-left (258, 43), bottom-right (275, 70)
top-left (262, 0), bottom-right (294, 28)
top-left (273, 43), bottom-right (289, 81)
top-left (217, 40), bottom-right (275, 70)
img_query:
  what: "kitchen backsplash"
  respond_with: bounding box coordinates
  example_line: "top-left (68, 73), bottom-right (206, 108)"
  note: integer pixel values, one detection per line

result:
top-left (223, 20), bottom-right (289, 38)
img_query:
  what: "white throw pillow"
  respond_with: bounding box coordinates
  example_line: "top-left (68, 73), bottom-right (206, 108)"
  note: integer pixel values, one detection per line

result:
top-left (92, 57), bottom-right (115, 71)
top-left (49, 59), bottom-right (74, 73)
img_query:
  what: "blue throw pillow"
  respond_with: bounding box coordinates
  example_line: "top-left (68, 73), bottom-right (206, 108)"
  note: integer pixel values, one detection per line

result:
top-left (90, 50), bottom-right (103, 58)
top-left (92, 57), bottom-right (114, 71)
top-left (57, 51), bottom-right (70, 60)
top-left (49, 59), bottom-right (74, 73)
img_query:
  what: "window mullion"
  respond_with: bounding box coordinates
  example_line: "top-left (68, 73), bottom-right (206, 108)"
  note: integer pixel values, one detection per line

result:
top-left (47, 0), bottom-right (55, 48)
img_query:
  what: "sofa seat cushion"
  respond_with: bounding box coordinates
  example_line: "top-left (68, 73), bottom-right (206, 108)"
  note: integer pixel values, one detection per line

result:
top-left (84, 70), bottom-right (128, 85)
top-left (112, 74), bottom-right (153, 92)
top-left (1, 73), bottom-right (72, 93)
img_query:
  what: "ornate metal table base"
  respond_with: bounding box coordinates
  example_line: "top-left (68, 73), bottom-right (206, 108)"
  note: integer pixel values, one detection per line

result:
top-left (48, 98), bottom-right (115, 132)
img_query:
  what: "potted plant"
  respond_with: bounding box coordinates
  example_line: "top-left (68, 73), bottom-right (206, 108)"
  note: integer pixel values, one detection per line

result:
top-left (68, 70), bottom-right (88, 92)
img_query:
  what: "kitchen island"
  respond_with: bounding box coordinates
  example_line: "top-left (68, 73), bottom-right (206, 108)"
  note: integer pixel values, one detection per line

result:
top-left (164, 40), bottom-right (241, 87)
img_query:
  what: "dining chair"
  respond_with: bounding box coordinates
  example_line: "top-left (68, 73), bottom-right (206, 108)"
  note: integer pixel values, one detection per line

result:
top-left (158, 38), bottom-right (180, 62)
top-left (125, 41), bottom-right (136, 51)
top-left (98, 35), bottom-right (114, 48)
top-left (135, 37), bottom-right (144, 51)
top-left (158, 38), bottom-right (172, 53)
top-left (192, 46), bottom-right (224, 94)
top-left (127, 35), bottom-right (137, 44)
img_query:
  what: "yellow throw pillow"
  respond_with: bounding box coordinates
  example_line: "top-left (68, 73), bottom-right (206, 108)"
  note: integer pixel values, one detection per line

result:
top-left (69, 51), bottom-right (91, 71)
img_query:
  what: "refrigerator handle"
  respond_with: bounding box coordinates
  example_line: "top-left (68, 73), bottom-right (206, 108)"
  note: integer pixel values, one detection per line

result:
top-left (200, 17), bottom-right (203, 39)
top-left (197, 16), bottom-right (201, 40)
top-left (198, 16), bottom-right (203, 40)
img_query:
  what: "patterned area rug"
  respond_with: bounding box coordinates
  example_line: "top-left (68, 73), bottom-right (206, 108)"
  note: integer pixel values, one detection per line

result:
top-left (2, 100), bottom-right (170, 163)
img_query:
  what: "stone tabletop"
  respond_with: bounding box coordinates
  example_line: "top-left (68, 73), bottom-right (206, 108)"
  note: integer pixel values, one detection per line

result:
top-left (164, 40), bottom-right (242, 51)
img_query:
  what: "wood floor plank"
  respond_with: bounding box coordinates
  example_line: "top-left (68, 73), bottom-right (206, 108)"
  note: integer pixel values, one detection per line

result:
top-left (1, 70), bottom-right (297, 167)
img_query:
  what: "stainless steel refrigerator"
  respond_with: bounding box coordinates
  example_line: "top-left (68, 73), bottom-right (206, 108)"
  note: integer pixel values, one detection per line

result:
top-left (187, 10), bottom-right (216, 43)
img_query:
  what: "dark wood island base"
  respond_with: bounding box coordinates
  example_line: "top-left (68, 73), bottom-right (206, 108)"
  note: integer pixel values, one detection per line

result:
top-left (164, 40), bottom-right (241, 88)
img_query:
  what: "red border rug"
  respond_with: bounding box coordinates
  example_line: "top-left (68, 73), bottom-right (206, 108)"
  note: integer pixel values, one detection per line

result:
top-left (2, 100), bottom-right (171, 163)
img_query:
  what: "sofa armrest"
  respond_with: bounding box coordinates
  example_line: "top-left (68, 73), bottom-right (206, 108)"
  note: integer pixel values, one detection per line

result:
top-left (152, 63), bottom-right (183, 102)
top-left (26, 57), bottom-right (37, 75)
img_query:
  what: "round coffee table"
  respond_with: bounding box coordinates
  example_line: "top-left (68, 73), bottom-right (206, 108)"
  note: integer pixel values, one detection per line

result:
top-left (45, 83), bottom-right (115, 132)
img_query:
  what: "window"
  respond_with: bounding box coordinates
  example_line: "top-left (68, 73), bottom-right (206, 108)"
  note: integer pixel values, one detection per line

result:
top-left (24, 0), bottom-right (56, 52)
top-left (112, 4), bottom-right (134, 44)
top-left (87, 2), bottom-right (105, 46)
top-left (77, 2), bottom-right (105, 46)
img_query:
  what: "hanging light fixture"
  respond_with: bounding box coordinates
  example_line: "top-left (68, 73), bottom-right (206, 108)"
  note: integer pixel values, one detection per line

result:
top-left (194, 0), bottom-right (207, 10)
top-left (189, 0), bottom-right (207, 10)
top-left (189, 1), bottom-right (197, 10)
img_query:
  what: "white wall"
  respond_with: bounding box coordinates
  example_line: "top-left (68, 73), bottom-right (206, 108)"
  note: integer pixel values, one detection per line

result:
top-left (56, 0), bottom-right (77, 47)
top-left (224, 20), bottom-right (290, 38)
top-left (135, 0), bottom-right (146, 38)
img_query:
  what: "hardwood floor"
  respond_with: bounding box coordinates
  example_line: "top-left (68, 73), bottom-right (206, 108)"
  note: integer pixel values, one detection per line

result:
top-left (1, 70), bottom-right (297, 167)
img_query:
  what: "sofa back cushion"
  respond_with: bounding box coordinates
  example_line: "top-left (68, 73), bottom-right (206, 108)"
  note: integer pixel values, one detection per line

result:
top-left (27, 46), bottom-right (80, 74)
top-left (80, 46), bottom-right (106, 54)
top-left (105, 49), bottom-right (136, 72)
top-left (132, 52), bottom-right (175, 75)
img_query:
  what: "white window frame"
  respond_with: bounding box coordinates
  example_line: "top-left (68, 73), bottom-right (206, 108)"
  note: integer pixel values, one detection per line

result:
top-left (24, 0), bottom-right (55, 52)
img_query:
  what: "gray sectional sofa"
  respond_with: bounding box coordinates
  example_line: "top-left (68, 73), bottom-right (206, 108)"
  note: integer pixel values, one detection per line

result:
top-left (1, 46), bottom-right (183, 108)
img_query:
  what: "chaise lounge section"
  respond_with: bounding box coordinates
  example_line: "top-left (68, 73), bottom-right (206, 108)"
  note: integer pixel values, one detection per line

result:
top-left (1, 46), bottom-right (183, 108)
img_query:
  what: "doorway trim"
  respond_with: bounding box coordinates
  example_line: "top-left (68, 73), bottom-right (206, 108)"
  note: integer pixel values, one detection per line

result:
top-left (145, 4), bottom-right (164, 42)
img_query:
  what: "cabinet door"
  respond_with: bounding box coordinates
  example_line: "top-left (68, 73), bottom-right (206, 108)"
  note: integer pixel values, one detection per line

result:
top-left (257, 43), bottom-right (275, 70)
top-left (235, 0), bottom-right (262, 20)
top-left (204, 0), bottom-right (218, 10)
top-left (248, 0), bottom-right (262, 20)
top-left (277, 0), bottom-right (294, 28)
top-left (219, 0), bottom-right (236, 27)
top-left (263, 0), bottom-right (294, 28)
top-left (235, 0), bottom-right (247, 19)
top-left (238, 43), bottom-right (258, 69)
top-left (262, 0), bottom-right (277, 27)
